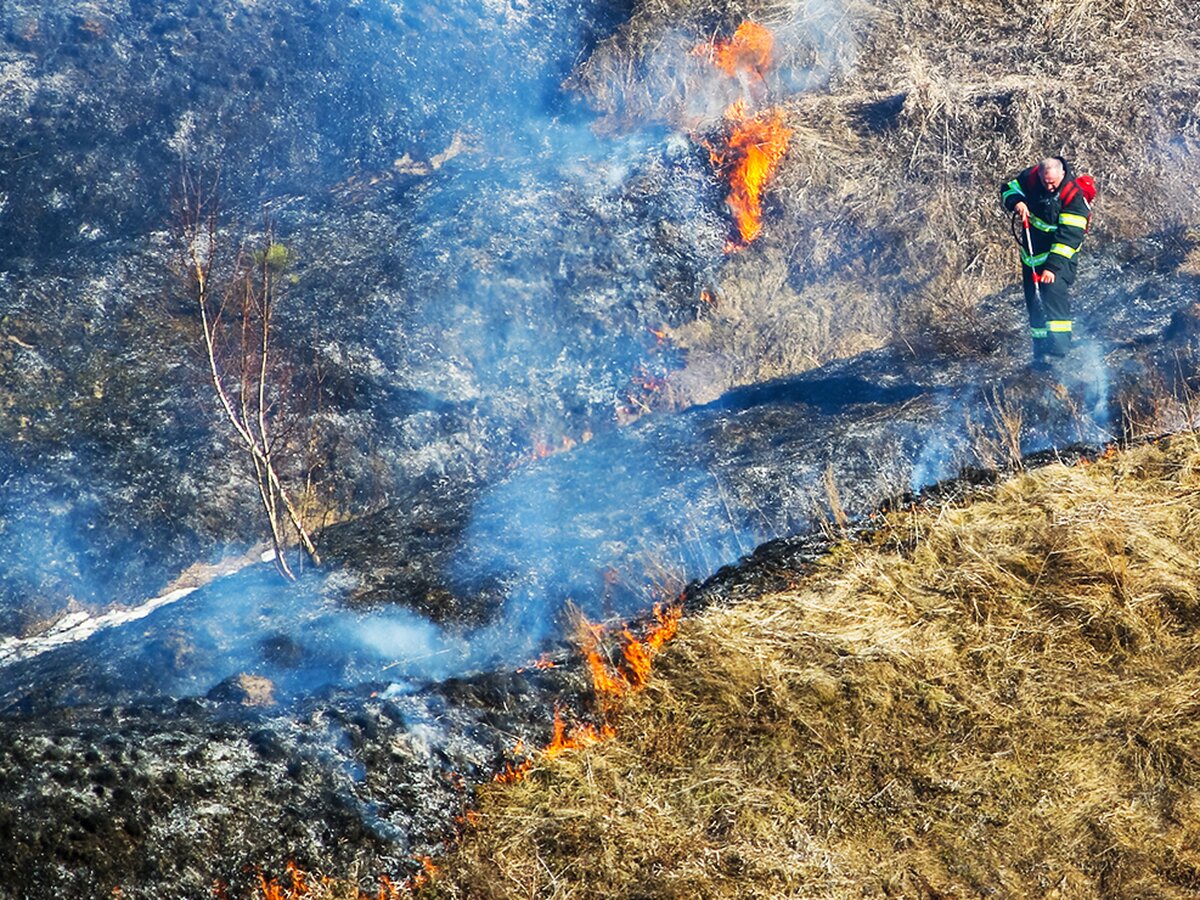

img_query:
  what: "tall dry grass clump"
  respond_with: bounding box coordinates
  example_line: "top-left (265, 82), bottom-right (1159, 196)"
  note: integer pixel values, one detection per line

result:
top-left (417, 436), bottom-right (1200, 898)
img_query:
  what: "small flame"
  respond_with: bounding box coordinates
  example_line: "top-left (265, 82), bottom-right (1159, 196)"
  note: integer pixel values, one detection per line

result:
top-left (257, 862), bottom-right (308, 900)
top-left (525, 431), bottom-right (590, 465)
top-left (251, 859), bottom-right (408, 897)
top-left (708, 101), bottom-right (793, 246)
top-left (494, 758), bottom-right (533, 784)
top-left (495, 708), bottom-right (615, 784)
top-left (405, 858), bottom-right (439, 891)
top-left (1077, 445), bottom-right (1118, 467)
top-left (515, 653), bottom-right (559, 673)
top-left (493, 603), bottom-right (681, 786)
top-left (580, 602), bottom-right (683, 699)
top-left (543, 708), bottom-right (615, 760)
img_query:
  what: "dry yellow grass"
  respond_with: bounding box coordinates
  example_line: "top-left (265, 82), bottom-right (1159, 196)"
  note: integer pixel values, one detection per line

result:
top-left (417, 436), bottom-right (1200, 898)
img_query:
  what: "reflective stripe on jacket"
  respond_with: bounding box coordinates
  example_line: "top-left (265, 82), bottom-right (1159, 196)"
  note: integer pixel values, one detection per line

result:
top-left (999, 158), bottom-right (1091, 280)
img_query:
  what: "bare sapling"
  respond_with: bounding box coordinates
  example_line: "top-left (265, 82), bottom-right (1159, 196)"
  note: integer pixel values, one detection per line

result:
top-left (176, 172), bottom-right (321, 580)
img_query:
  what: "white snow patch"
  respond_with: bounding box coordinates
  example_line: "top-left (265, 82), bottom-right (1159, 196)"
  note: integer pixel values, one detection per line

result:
top-left (0, 586), bottom-right (199, 666)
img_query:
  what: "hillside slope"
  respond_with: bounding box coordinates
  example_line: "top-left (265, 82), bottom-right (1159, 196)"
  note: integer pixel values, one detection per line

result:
top-left (418, 436), bottom-right (1200, 898)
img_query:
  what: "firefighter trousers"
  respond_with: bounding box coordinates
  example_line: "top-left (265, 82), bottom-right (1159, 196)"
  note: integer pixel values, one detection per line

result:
top-left (1022, 265), bottom-right (1072, 359)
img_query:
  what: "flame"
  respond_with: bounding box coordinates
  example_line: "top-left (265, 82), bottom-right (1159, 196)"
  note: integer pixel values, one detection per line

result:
top-left (516, 653), bottom-right (559, 673)
top-left (580, 602), bottom-right (683, 699)
top-left (495, 708), bottom-right (615, 784)
top-left (525, 431), bottom-right (590, 465)
top-left (709, 21), bottom-right (774, 81)
top-left (254, 862), bottom-right (400, 899)
top-left (695, 22), bottom-right (792, 247)
top-left (543, 708), bottom-right (615, 760)
top-left (257, 862), bottom-right (308, 900)
top-left (494, 603), bottom-right (680, 786)
top-left (494, 759), bottom-right (533, 784)
top-left (1076, 445), bottom-right (1118, 468)
top-left (405, 858), bottom-right (439, 891)
top-left (708, 100), bottom-right (793, 246)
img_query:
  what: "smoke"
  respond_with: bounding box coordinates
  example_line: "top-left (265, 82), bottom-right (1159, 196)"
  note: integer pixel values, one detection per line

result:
top-left (574, 1), bottom-right (858, 133)
top-left (349, 608), bottom-right (470, 684)
top-left (772, 0), bottom-right (860, 93)
top-left (908, 428), bottom-right (963, 494)
top-left (1073, 339), bottom-right (1113, 437)
top-left (448, 424), bottom-right (762, 662)
top-left (0, 0), bottom-right (898, 702)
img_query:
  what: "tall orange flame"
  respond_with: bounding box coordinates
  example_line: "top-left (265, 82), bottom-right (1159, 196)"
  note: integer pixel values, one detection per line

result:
top-left (708, 100), bottom-right (793, 246)
top-left (698, 22), bottom-right (793, 247)
top-left (711, 20), bottom-right (774, 81)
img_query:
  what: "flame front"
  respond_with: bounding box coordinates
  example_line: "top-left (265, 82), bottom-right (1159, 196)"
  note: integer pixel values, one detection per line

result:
top-left (543, 708), bottom-right (614, 760)
top-left (582, 602), bottom-right (682, 698)
top-left (709, 100), bottom-right (793, 246)
top-left (254, 859), bottom-right (403, 899)
top-left (495, 601), bottom-right (682, 786)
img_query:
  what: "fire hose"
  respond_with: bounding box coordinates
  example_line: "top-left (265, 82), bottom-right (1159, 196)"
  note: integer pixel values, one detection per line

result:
top-left (1012, 208), bottom-right (1046, 323)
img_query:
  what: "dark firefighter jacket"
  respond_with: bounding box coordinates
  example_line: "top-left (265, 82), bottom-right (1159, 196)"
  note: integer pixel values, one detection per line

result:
top-left (1000, 158), bottom-right (1091, 282)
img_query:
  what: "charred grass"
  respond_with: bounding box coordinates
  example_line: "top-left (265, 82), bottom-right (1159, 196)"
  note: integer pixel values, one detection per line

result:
top-left (415, 435), bottom-right (1200, 898)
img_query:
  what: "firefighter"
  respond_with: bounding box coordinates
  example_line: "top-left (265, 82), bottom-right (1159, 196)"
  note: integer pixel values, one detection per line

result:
top-left (1000, 155), bottom-right (1092, 363)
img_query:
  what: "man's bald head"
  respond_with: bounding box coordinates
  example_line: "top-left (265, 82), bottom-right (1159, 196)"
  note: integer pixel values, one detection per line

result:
top-left (1039, 157), bottom-right (1065, 191)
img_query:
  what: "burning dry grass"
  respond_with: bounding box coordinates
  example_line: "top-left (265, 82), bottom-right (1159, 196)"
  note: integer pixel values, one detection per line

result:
top-left (416, 436), bottom-right (1200, 898)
